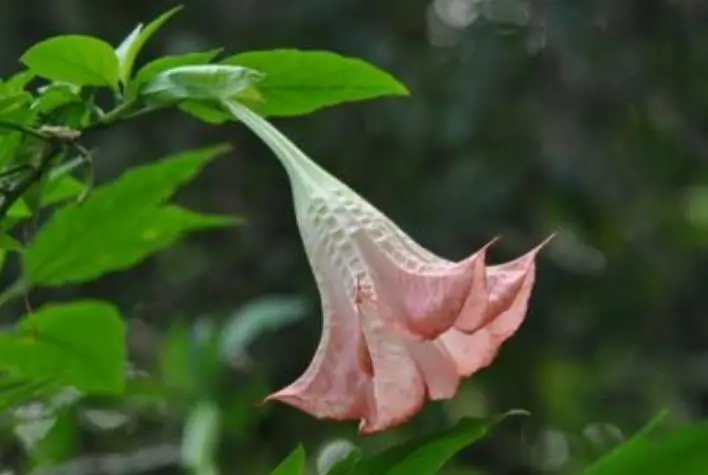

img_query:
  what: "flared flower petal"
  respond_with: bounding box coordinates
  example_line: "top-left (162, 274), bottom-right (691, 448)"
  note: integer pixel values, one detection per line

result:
top-left (351, 228), bottom-right (489, 339)
top-left (264, 276), bottom-right (368, 420)
top-left (225, 100), bottom-right (549, 434)
top-left (442, 241), bottom-right (546, 376)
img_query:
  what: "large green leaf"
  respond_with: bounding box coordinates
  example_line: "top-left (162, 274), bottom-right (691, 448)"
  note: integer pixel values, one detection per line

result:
top-left (221, 50), bottom-right (409, 117)
top-left (26, 204), bottom-right (236, 287)
top-left (352, 412), bottom-right (523, 475)
top-left (583, 411), bottom-right (666, 475)
top-left (269, 446), bottom-right (306, 475)
top-left (21, 35), bottom-right (120, 88)
top-left (115, 6), bottom-right (183, 84)
top-left (24, 145), bottom-right (234, 286)
top-left (0, 301), bottom-right (126, 394)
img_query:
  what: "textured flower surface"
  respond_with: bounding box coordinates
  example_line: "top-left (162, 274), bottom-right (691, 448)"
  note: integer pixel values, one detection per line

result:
top-left (225, 100), bottom-right (549, 434)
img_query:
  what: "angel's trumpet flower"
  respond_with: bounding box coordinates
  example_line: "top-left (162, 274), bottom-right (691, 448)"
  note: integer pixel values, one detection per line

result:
top-left (225, 100), bottom-right (548, 434)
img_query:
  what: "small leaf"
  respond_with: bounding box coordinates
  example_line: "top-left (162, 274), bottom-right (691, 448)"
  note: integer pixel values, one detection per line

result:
top-left (178, 100), bottom-right (232, 124)
top-left (0, 300), bottom-right (126, 394)
top-left (4, 71), bottom-right (35, 92)
top-left (81, 408), bottom-right (130, 431)
top-left (353, 411), bottom-right (524, 475)
top-left (220, 295), bottom-right (308, 362)
top-left (141, 64), bottom-right (264, 106)
top-left (270, 445), bottom-right (306, 475)
top-left (24, 145), bottom-right (234, 286)
top-left (28, 408), bottom-right (78, 466)
top-left (115, 6), bottom-right (184, 84)
top-left (21, 35), bottom-right (121, 88)
top-left (10, 387), bottom-right (82, 461)
top-left (7, 174), bottom-right (87, 220)
top-left (319, 442), bottom-right (362, 475)
top-left (181, 401), bottom-right (221, 472)
top-left (0, 92), bottom-right (33, 124)
top-left (0, 96), bottom-right (35, 169)
top-left (222, 50), bottom-right (409, 117)
top-left (14, 414), bottom-right (58, 453)
top-left (0, 378), bottom-right (54, 414)
top-left (32, 83), bottom-right (82, 114)
top-left (42, 174), bottom-right (85, 206)
top-left (0, 232), bottom-right (22, 251)
top-left (160, 322), bottom-right (195, 396)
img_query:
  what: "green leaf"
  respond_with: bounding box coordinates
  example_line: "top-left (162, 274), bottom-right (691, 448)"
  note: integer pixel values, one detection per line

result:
top-left (270, 445), bottom-right (306, 475)
top-left (25, 204), bottom-right (235, 286)
top-left (41, 174), bottom-right (85, 206)
top-left (177, 101), bottom-right (232, 124)
top-left (0, 378), bottom-right (54, 414)
top-left (141, 64), bottom-right (264, 106)
top-left (115, 6), bottom-right (184, 84)
top-left (0, 301), bottom-right (126, 394)
top-left (221, 49), bottom-right (409, 117)
top-left (0, 232), bottom-right (23, 251)
top-left (584, 421), bottom-right (708, 475)
top-left (353, 411), bottom-right (524, 475)
top-left (28, 407), bottom-right (78, 467)
top-left (319, 443), bottom-right (362, 475)
top-left (135, 205), bottom-right (240, 251)
top-left (11, 387), bottom-right (83, 460)
top-left (160, 322), bottom-right (194, 396)
top-left (0, 92), bottom-right (33, 124)
top-left (0, 94), bottom-right (35, 169)
top-left (32, 83), bottom-right (82, 114)
top-left (21, 35), bottom-right (120, 88)
top-left (220, 295), bottom-right (307, 362)
top-left (130, 49), bottom-right (223, 97)
top-left (181, 401), bottom-right (221, 472)
top-left (24, 145), bottom-right (233, 286)
top-left (80, 144), bottom-right (230, 206)
top-left (7, 174), bottom-right (87, 220)
top-left (583, 411), bottom-right (683, 475)
top-left (4, 71), bottom-right (35, 93)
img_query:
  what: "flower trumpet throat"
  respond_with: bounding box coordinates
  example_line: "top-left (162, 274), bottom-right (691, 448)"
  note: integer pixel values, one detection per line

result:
top-left (224, 100), bottom-right (550, 434)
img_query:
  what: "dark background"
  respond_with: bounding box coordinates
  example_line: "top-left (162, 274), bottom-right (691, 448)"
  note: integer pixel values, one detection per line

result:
top-left (2, 0), bottom-right (708, 474)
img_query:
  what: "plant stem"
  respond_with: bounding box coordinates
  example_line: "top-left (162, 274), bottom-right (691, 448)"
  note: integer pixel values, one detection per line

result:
top-left (0, 279), bottom-right (28, 309)
top-left (0, 164), bottom-right (32, 180)
top-left (0, 122), bottom-right (48, 141)
top-left (0, 142), bottom-right (62, 219)
top-left (0, 100), bottom-right (162, 220)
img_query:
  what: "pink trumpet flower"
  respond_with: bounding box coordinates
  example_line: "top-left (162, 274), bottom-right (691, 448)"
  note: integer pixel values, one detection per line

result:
top-left (225, 100), bottom-right (550, 434)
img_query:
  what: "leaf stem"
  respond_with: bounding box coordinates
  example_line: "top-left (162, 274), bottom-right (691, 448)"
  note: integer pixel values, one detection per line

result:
top-left (0, 164), bottom-right (33, 180)
top-left (0, 279), bottom-right (28, 309)
top-left (0, 121), bottom-right (48, 141)
top-left (0, 142), bottom-right (63, 219)
top-left (0, 99), bottom-right (162, 221)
